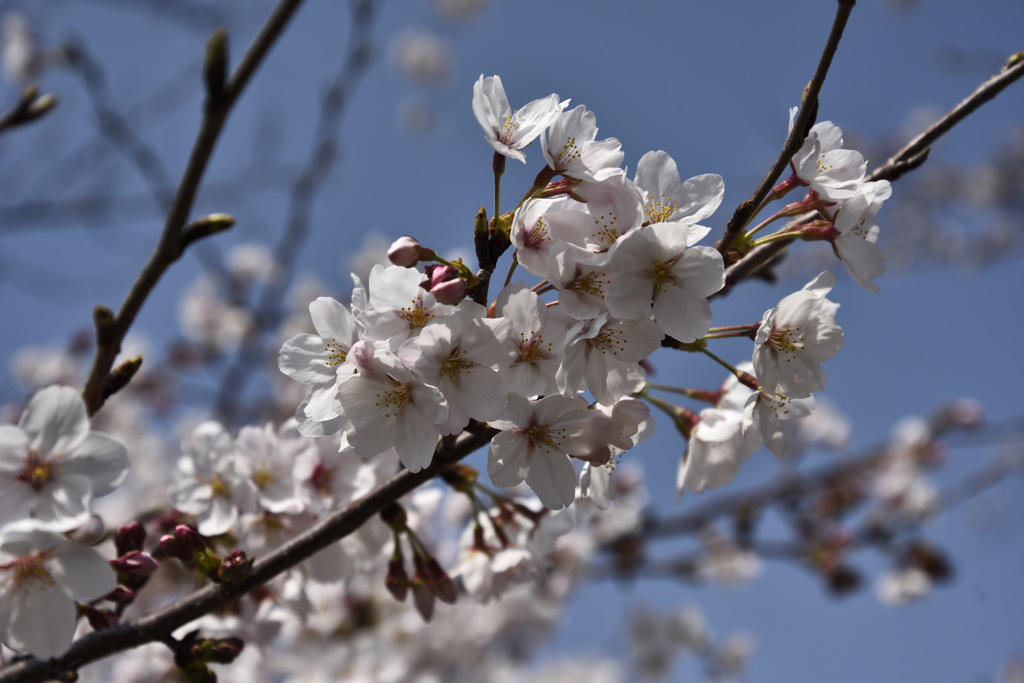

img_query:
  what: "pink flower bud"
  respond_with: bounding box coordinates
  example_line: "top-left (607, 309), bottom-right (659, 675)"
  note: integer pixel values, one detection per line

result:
top-left (159, 534), bottom-right (190, 563)
top-left (421, 264), bottom-right (467, 305)
top-left (387, 235), bottom-right (422, 267)
top-left (174, 525), bottom-right (207, 552)
top-left (110, 550), bottom-right (160, 577)
top-left (115, 522), bottom-right (147, 556)
top-left (425, 557), bottom-right (457, 604)
top-left (411, 574), bottom-right (435, 622)
top-left (81, 605), bottom-right (119, 631)
top-left (385, 556), bottom-right (409, 602)
top-left (106, 585), bottom-right (135, 603)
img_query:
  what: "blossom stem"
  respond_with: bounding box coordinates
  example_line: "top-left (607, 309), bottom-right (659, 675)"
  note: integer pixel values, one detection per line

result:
top-left (703, 323), bottom-right (760, 340)
top-left (700, 347), bottom-right (742, 377)
top-left (644, 383), bottom-right (721, 404)
top-left (503, 255), bottom-right (519, 289)
top-left (748, 231), bottom-right (800, 249)
top-left (717, 0), bottom-right (857, 255)
top-left (492, 151), bottom-right (505, 220)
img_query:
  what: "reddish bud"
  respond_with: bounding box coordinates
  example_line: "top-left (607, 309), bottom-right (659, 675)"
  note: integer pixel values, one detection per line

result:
top-left (385, 556), bottom-right (409, 602)
top-left (80, 605), bottom-right (118, 631)
top-left (218, 550), bottom-right (253, 583)
top-left (106, 585), bottom-right (135, 603)
top-left (174, 525), bottom-right (207, 552)
top-left (159, 534), bottom-right (191, 563)
top-left (110, 550), bottom-right (160, 577)
top-left (115, 522), bottom-right (147, 556)
top-left (411, 574), bottom-right (435, 622)
top-left (425, 558), bottom-right (457, 605)
top-left (420, 264), bottom-right (467, 305)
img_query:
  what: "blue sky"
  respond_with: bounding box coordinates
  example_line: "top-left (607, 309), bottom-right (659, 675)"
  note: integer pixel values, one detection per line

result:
top-left (2, 0), bottom-right (1023, 679)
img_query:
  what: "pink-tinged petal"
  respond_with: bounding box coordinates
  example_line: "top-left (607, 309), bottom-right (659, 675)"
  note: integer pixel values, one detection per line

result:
top-left (18, 386), bottom-right (88, 456)
top-left (0, 481), bottom-right (36, 526)
top-left (653, 288), bottom-right (712, 343)
top-left (45, 544), bottom-right (116, 602)
top-left (309, 296), bottom-right (355, 341)
top-left (490, 392), bottom-right (533, 431)
top-left (3, 573), bottom-right (76, 658)
top-left (487, 432), bottom-right (529, 488)
top-left (605, 271), bottom-right (655, 320)
top-left (303, 384), bottom-right (342, 422)
top-left (167, 477), bottom-right (212, 514)
top-left (0, 426), bottom-right (29, 471)
top-left (609, 228), bottom-right (659, 272)
top-left (410, 383), bottom-right (448, 425)
top-left (525, 451), bottom-right (577, 510)
top-left (33, 475), bottom-right (92, 531)
top-left (675, 174), bottom-right (725, 224)
top-left (63, 433), bottom-right (129, 496)
top-left (836, 233), bottom-right (885, 293)
top-left (278, 334), bottom-right (338, 385)
top-left (674, 246), bottom-right (726, 297)
top-left (392, 408), bottom-right (439, 473)
top-left (198, 496), bottom-right (238, 536)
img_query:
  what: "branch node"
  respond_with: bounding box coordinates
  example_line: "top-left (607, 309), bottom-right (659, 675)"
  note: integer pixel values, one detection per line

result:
top-left (102, 355), bottom-right (143, 402)
top-left (180, 213), bottom-right (236, 251)
top-left (204, 28), bottom-right (229, 107)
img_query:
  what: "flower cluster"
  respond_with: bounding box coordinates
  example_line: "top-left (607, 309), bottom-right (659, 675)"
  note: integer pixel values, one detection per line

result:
top-left (277, 77), bottom-right (890, 511)
top-left (0, 71), bottom-right (906, 670)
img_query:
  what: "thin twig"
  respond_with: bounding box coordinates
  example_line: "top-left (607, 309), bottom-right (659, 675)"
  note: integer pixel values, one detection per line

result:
top-left (80, 0), bottom-right (308, 416)
top-left (717, 0), bottom-right (856, 256)
top-left (868, 56), bottom-right (1024, 184)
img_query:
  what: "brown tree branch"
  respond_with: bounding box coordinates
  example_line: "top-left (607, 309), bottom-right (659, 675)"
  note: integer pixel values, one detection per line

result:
top-left (80, 0), bottom-right (309, 416)
top-left (0, 426), bottom-right (497, 683)
top-left (717, 0), bottom-right (857, 256)
top-left (868, 54), bottom-right (1024, 184)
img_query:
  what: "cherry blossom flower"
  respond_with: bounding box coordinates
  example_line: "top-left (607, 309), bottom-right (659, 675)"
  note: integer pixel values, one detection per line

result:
top-left (398, 302), bottom-right (511, 435)
top-left (0, 525), bottom-right (116, 658)
top-left (677, 407), bottom-right (762, 498)
top-left (633, 150), bottom-right (724, 229)
top-left (510, 196), bottom-right (584, 278)
top-left (167, 421), bottom-right (257, 536)
top-left (677, 370), bottom-right (761, 498)
top-left (547, 175), bottom-right (645, 263)
top-left (831, 179), bottom-right (892, 293)
top-left (471, 74), bottom-right (564, 163)
top-left (358, 264), bottom-right (453, 349)
top-left (336, 342), bottom-right (447, 472)
top-left (789, 111), bottom-right (866, 201)
top-left (743, 390), bottom-right (816, 457)
top-left (0, 385), bottom-right (129, 531)
top-left (278, 296), bottom-right (360, 434)
top-left (495, 282), bottom-right (574, 397)
top-left (876, 566), bottom-right (932, 606)
top-left (234, 421), bottom-right (311, 514)
top-left (547, 242), bottom-right (614, 319)
top-left (752, 270), bottom-right (843, 398)
top-left (606, 222), bottom-right (725, 343)
top-left (540, 104), bottom-right (624, 182)
top-left (557, 313), bottom-right (663, 406)
top-left (487, 393), bottom-right (607, 509)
